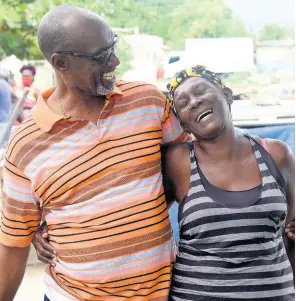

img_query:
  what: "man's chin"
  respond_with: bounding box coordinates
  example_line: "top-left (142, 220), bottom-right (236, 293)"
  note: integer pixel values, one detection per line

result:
top-left (96, 84), bottom-right (114, 96)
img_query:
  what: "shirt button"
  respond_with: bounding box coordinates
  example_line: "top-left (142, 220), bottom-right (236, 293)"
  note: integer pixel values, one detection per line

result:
top-left (87, 125), bottom-right (91, 130)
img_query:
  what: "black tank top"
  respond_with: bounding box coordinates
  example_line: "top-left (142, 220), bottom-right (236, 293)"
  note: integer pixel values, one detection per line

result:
top-left (192, 135), bottom-right (287, 207)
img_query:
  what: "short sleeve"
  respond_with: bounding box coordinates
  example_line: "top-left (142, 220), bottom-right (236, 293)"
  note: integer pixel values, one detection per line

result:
top-left (161, 98), bottom-right (189, 144)
top-left (0, 158), bottom-right (41, 247)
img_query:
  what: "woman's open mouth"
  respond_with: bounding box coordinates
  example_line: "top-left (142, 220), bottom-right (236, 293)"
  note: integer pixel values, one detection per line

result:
top-left (196, 109), bottom-right (213, 123)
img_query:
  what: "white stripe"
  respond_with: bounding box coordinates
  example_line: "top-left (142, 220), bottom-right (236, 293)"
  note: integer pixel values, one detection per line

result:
top-left (174, 273), bottom-right (294, 286)
top-left (175, 258), bottom-right (291, 274)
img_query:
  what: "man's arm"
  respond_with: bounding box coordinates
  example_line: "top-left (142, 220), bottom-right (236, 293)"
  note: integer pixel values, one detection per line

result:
top-left (0, 244), bottom-right (30, 301)
top-left (0, 156), bottom-right (41, 298)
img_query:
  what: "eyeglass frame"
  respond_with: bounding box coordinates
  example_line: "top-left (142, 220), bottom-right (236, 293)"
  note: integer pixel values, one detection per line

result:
top-left (55, 34), bottom-right (119, 64)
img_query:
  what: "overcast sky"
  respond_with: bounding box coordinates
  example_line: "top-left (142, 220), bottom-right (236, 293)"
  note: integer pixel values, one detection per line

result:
top-left (224, 0), bottom-right (295, 32)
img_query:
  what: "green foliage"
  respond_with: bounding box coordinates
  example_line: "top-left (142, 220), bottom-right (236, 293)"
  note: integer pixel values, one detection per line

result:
top-left (166, 0), bottom-right (249, 49)
top-left (258, 23), bottom-right (295, 41)
top-left (0, 0), bottom-right (251, 69)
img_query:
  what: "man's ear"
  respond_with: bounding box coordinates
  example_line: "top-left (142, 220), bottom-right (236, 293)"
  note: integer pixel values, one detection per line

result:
top-left (51, 53), bottom-right (69, 73)
top-left (223, 87), bottom-right (233, 105)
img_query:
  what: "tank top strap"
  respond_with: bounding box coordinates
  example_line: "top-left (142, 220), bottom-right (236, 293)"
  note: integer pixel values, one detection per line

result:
top-left (243, 134), bottom-right (277, 187)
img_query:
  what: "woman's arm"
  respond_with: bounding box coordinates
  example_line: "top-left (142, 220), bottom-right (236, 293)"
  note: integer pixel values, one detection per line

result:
top-left (161, 143), bottom-right (191, 206)
top-left (266, 139), bottom-right (295, 275)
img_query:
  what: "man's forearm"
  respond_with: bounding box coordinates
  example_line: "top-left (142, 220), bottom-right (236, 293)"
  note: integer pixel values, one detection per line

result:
top-left (0, 243), bottom-right (30, 301)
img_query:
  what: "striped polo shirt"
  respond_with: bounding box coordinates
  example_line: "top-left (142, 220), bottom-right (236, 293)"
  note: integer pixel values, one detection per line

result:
top-left (0, 81), bottom-right (187, 301)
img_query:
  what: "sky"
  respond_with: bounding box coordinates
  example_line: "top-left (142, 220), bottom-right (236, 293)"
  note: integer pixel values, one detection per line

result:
top-left (224, 0), bottom-right (295, 32)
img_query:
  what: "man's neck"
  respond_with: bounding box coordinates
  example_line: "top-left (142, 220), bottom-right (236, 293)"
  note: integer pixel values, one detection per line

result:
top-left (47, 83), bottom-right (107, 123)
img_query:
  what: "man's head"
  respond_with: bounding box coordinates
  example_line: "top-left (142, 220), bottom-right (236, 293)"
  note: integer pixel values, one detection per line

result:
top-left (38, 5), bottom-right (120, 96)
top-left (167, 65), bottom-right (233, 140)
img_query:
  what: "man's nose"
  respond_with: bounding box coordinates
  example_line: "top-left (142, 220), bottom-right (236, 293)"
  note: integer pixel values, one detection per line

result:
top-left (108, 52), bottom-right (120, 67)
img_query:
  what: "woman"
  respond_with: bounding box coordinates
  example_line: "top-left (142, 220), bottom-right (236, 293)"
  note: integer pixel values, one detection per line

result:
top-left (16, 64), bottom-right (40, 123)
top-left (163, 66), bottom-right (295, 300)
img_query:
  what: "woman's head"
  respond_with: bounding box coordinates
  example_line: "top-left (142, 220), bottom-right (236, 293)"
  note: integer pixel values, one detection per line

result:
top-left (20, 65), bottom-right (36, 87)
top-left (167, 65), bottom-right (233, 140)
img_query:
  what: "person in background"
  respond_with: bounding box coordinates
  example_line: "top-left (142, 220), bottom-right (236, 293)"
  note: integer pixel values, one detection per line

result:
top-left (16, 64), bottom-right (40, 123)
top-left (163, 65), bottom-right (295, 300)
top-left (0, 66), bottom-right (12, 124)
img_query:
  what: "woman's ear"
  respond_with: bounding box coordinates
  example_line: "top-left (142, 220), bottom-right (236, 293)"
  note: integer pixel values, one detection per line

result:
top-left (223, 87), bottom-right (233, 105)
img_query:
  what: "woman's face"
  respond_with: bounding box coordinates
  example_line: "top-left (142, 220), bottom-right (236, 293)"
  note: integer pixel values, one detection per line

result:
top-left (174, 77), bottom-right (233, 140)
top-left (21, 69), bottom-right (34, 87)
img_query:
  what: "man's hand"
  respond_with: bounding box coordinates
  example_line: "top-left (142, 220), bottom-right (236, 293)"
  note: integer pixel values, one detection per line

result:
top-left (285, 219), bottom-right (295, 241)
top-left (32, 225), bottom-right (57, 266)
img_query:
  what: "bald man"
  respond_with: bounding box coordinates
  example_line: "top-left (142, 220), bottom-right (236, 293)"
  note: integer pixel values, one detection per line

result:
top-left (0, 5), bottom-right (187, 301)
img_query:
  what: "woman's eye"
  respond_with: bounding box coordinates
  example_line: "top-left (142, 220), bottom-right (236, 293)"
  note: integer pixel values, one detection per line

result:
top-left (181, 100), bottom-right (189, 108)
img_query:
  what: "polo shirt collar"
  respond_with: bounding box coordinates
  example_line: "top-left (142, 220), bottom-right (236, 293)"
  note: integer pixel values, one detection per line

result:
top-left (31, 83), bottom-right (123, 132)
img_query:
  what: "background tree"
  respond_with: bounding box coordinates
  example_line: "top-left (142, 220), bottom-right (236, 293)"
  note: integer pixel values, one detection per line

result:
top-left (258, 23), bottom-right (295, 41)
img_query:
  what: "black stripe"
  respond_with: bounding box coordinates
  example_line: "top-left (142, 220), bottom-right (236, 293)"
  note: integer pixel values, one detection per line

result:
top-left (181, 211), bottom-right (286, 234)
top-left (50, 204), bottom-right (168, 238)
top-left (178, 237), bottom-right (277, 250)
top-left (121, 83), bottom-right (153, 93)
top-left (40, 136), bottom-right (161, 198)
top-left (52, 192), bottom-right (165, 227)
top-left (173, 266), bottom-right (293, 280)
top-left (192, 225), bottom-right (278, 240)
top-left (70, 284), bottom-right (170, 298)
top-left (48, 214), bottom-right (170, 244)
top-left (1, 220), bottom-right (39, 231)
top-left (52, 193), bottom-right (165, 228)
top-left (0, 226), bottom-right (36, 237)
top-left (36, 129), bottom-right (161, 192)
top-left (7, 129), bottom-right (40, 159)
top-left (46, 148), bottom-right (161, 203)
top-left (1, 211), bottom-right (40, 224)
top-left (4, 165), bottom-right (28, 181)
top-left (6, 121), bottom-right (36, 150)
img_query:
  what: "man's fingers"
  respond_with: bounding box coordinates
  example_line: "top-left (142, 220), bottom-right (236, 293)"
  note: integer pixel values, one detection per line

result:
top-left (287, 232), bottom-right (295, 241)
top-left (37, 253), bottom-right (56, 266)
top-left (39, 239), bottom-right (57, 255)
top-left (39, 245), bottom-right (57, 260)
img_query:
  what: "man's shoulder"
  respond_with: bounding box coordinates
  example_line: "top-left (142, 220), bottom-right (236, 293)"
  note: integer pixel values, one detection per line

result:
top-left (5, 117), bottom-right (41, 166)
top-left (117, 80), bottom-right (165, 97)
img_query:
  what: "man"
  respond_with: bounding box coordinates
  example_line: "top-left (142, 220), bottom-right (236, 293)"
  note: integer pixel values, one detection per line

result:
top-left (0, 5), bottom-right (187, 301)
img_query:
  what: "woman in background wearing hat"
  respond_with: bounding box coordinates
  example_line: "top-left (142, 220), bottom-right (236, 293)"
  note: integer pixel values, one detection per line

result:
top-left (163, 66), bottom-right (295, 300)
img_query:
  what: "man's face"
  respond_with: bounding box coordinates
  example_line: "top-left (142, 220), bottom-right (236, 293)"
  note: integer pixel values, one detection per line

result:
top-left (68, 32), bottom-right (120, 96)
top-left (55, 17), bottom-right (120, 97)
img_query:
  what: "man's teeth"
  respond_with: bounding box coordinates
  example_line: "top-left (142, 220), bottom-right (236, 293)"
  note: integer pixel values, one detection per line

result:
top-left (103, 72), bottom-right (115, 79)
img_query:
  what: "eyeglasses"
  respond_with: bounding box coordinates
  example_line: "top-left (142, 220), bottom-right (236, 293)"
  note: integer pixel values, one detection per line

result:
top-left (56, 34), bottom-right (119, 65)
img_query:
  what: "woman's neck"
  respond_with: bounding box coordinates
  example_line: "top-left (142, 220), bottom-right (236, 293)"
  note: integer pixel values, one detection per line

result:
top-left (195, 126), bottom-right (242, 164)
